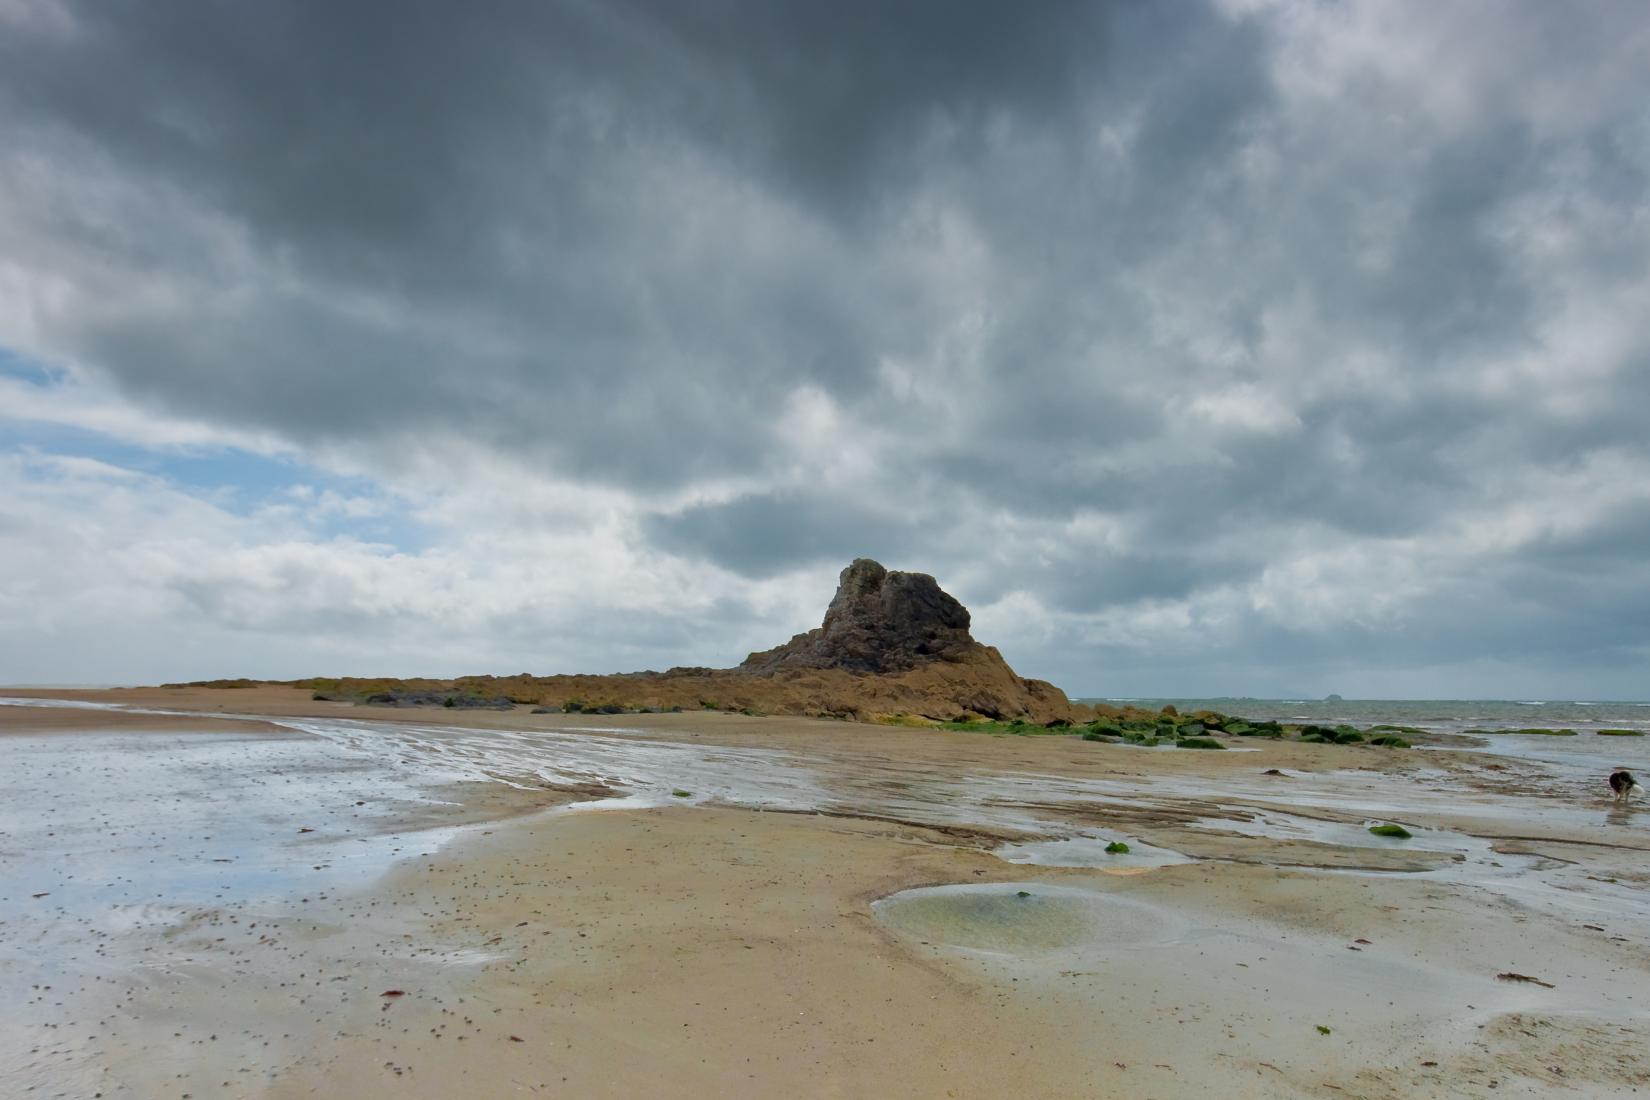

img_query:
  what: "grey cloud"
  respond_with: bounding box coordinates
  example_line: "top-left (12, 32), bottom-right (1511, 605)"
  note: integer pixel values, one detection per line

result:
top-left (4, 1), bottom-right (1650, 693)
top-left (645, 490), bottom-right (926, 580)
top-left (1522, 502), bottom-right (1650, 570)
top-left (1010, 549), bottom-right (1264, 615)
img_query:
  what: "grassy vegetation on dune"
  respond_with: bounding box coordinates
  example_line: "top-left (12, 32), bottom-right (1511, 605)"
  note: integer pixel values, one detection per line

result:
top-left (161, 678), bottom-right (262, 689)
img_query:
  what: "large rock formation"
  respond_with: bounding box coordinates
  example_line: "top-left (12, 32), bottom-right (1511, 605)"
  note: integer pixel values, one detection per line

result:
top-left (285, 558), bottom-right (1091, 724)
top-left (740, 559), bottom-right (975, 674)
top-left (730, 558), bottom-right (1085, 723)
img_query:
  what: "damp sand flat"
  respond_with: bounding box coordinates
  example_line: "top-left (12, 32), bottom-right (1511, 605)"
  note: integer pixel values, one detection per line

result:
top-left (4, 690), bottom-right (1650, 1097)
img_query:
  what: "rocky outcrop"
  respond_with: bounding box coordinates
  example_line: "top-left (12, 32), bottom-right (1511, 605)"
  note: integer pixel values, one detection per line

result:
top-left (731, 558), bottom-right (1085, 723)
top-left (283, 559), bottom-right (1091, 725)
top-left (740, 559), bottom-right (975, 674)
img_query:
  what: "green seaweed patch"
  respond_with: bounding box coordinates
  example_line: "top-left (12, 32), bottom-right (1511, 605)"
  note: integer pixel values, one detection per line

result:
top-left (1016, 890), bottom-right (1033, 898)
top-left (937, 718), bottom-right (1074, 737)
top-left (1176, 737), bottom-right (1226, 750)
top-left (1297, 723), bottom-right (1373, 745)
top-left (1104, 841), bottom-right (1130, 854)
top-left (1297, 723), bottom-right (1366, 744)
top-left (1315, 1025), bottom-right (1332, 1036)
top-left (1510, 728), bottom-right (1578, 736)
top-left (1371, 724), bottom-right (1426, 735)
top-left (671, 789), bottom-right (693, 798)
top-left (1596, 729), bottom-right (1644, 737)
top-left (1368, 823), bottom-right (1412, 839)
top-left (1368, 734), bottom-right (1411, 748)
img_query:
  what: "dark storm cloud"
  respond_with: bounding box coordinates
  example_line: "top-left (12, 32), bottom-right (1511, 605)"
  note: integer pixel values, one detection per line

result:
top-left (0, 0), bottom-right (1113, 487)
top-left (4, 0), bottom-right (1650, 691)
top-left (645, 490), bottom-right (925, 580)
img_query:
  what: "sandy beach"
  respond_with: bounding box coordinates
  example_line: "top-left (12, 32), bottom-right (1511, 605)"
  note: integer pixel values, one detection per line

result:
top-left (4, 686), bottom-right (1649, 1098)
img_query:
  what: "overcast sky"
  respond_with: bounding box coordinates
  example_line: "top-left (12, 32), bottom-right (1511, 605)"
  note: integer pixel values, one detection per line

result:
top-left (3, 0), bottom-right (1648, 698)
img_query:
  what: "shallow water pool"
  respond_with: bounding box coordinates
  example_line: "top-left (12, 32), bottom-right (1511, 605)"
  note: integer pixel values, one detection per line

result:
top-left (872, 882), bottom-right (1181, 954)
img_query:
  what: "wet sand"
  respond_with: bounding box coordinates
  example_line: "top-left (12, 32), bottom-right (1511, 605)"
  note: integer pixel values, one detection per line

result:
top-left (3, 687), bottom-right (1649, 1097)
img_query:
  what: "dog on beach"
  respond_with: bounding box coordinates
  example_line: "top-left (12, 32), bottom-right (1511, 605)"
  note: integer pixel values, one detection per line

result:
top-left (1609, 769), bottom-right (1639, 803)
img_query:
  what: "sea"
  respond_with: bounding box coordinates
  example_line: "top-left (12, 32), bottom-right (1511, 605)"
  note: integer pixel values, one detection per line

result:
top-left (1079, 697), bottom-right (1650, 735)
top-left (1079, 697), bottom-right (1650, 787)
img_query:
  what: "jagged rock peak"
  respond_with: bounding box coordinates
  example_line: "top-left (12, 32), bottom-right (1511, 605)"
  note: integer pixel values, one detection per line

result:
top-left (740, 558), bottom-right (977, 674)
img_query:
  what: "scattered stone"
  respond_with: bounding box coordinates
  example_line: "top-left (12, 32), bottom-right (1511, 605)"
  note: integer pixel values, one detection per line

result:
top-left (1496, 972), bottom-right (1555, 988)
top-left (362, 691), bottom-right (514, 710)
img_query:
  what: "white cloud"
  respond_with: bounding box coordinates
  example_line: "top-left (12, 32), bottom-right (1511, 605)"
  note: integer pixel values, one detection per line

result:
top-left (0, 371), bottom-right (292, 454)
